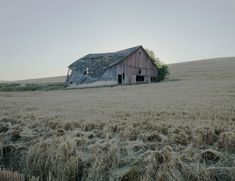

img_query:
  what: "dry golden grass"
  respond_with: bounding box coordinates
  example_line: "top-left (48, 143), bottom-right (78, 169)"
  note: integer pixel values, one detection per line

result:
top-left (0, 57), bottom-right (234, 180)
top-left (6, 76), bottom-right (66, 84)
top-left (0, 171), bottom-right (24, 181)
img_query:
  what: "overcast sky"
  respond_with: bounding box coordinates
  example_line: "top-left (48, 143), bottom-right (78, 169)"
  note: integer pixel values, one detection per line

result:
top-left (0, 0), bottom-right (235, 80)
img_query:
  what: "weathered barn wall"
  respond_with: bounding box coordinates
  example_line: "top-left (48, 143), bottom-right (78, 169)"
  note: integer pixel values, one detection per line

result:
top-left (115, 47), bottom-right (158, 84)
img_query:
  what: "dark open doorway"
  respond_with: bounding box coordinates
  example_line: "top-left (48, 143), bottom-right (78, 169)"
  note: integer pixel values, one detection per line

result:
top-left (118, 74), bottom-right (122, 84)
top-left (136, 75), bottom-right (145, 82)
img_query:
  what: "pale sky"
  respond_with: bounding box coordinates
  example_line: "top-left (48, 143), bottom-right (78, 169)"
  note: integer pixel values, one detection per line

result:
top-left (0, 0), bottom-right (235, 80)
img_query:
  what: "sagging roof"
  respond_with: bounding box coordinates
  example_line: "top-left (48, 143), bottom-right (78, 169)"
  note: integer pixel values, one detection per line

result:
top-left (68, 45), bottom-right (141, 78)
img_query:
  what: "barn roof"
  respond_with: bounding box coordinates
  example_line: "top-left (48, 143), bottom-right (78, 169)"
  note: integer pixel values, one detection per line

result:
top-left (68, 46), bottom-right (141, 78)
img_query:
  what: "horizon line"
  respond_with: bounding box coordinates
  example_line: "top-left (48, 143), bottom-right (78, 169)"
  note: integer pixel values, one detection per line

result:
top-left (1, 56), bottom-right (234, 82)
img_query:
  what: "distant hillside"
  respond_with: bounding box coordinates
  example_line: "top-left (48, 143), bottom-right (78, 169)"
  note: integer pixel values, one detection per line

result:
top-left (1, 57), bottom-right (234, 84)
top-left (0, 81), bottom-right (8, 83)
top-left (1, 76), bottom-right (66, 84)
top-left (168, 57), bottom-right (235, 81)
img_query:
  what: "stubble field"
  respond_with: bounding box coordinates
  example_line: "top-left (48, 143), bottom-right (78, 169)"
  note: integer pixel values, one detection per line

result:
top-left (0, 57), bottom-right (235, 180)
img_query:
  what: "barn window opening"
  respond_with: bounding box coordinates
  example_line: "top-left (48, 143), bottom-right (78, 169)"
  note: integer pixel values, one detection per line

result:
top-left (122, 73), bottom-right (125, 80)
top-left (118, 74), bottom-right (122, 84)
top-left (139, 51), bottom-right (141, 55)
top-left (84, 67), bottom-right (89, 75)
top-left (151, 77), bottom-right (156, 82)
top-left (138, 69), bottom-right (142, 75)
top-left (136, 75), bottom-right (144, 82)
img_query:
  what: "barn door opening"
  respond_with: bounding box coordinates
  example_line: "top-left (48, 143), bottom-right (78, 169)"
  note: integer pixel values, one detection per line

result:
top-left (118, 74), bottom-right (122, 84)
top-left (136, 75), bottom-right (145, 82)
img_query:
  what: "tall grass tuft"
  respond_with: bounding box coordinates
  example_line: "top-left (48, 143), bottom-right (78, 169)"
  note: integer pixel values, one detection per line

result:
top-left (24, 136), bottom-right (82, 181)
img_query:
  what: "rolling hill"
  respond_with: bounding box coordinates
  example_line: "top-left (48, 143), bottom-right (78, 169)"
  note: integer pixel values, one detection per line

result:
top-left (1, 57), bottom-right (234, 84)
top-left (1, 76), bottom-right (66, 84)
top-left (168, 57), bottom-right (235, 80)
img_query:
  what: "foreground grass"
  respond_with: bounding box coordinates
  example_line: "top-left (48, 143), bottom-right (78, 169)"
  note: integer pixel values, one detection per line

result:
top-left (0, 80), bottom-right (234, 180)
top-left (0, 116), bottom-right (234, 180)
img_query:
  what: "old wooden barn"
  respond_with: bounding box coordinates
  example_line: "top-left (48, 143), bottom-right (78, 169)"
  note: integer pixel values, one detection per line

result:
top-left (65, 46), bottom-right (158, 86)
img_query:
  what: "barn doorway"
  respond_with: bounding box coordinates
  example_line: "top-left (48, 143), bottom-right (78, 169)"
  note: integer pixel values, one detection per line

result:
top-left (136, 75), bottom-right (145, 82)
top-left (118, 74), bottom-right (122, 84)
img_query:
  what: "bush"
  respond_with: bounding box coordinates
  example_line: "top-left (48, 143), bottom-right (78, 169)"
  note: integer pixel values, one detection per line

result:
top-left (157, 64), bottom-right (169, 82)
top-left (145, 49), bottom-right (169, 81)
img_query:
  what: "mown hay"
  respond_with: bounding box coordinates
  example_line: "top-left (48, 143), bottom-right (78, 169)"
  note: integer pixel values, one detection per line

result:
top-left (0, 117), bottom-right (19, 125)
top-left (7, 128), bottom-right (21, 141)
top-left (121, 167), bottom-right (141, 181)
top-left (86, 143), bottom-right (120, 180)
top-left (217, 132), bottom-right (235, 152)
top-left (0, 170), bottom-right (24, 181)
top-left (0, 120), bottom-right (234, 180)
top-left (143, 146), bottom-right (185, 180)
top-left (172, 131), bottom-right (188, 146)
top-left (25, 136), bottom-right (82, 181)
top-left (55, 128), bottom-right (66, 136)
top-left (46, 120), bottom-right (61, 130)
top-left (200, 149), bottom-right (223, 165)
top-left (0, 144), bottom-right (24, 170)
top-left (193, 127), bottom-right (217, 146)
top-left (0, 122), bottom-right (9, 133)
top-left (120, 127), bottom-right (140, 141)
top-left (208, 167), bottom-right (235, 181)
top-left (139, 131), bottom-right (162, 142)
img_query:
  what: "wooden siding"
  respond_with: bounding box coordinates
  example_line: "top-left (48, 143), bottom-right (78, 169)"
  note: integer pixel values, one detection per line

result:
top-left (102, 47), bottom-right (158, 84)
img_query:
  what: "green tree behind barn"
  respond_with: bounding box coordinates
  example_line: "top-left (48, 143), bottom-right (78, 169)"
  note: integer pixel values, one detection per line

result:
top-left (145, 49), bottom-right (169, 81)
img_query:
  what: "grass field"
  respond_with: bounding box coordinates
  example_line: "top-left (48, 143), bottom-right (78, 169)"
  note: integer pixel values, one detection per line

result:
top-left (0, 57), bottom-right (234, 180)
top-left (0, 75), bottom-right (66, 84)
top-left (0, 83), bottom-right (65, 92)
